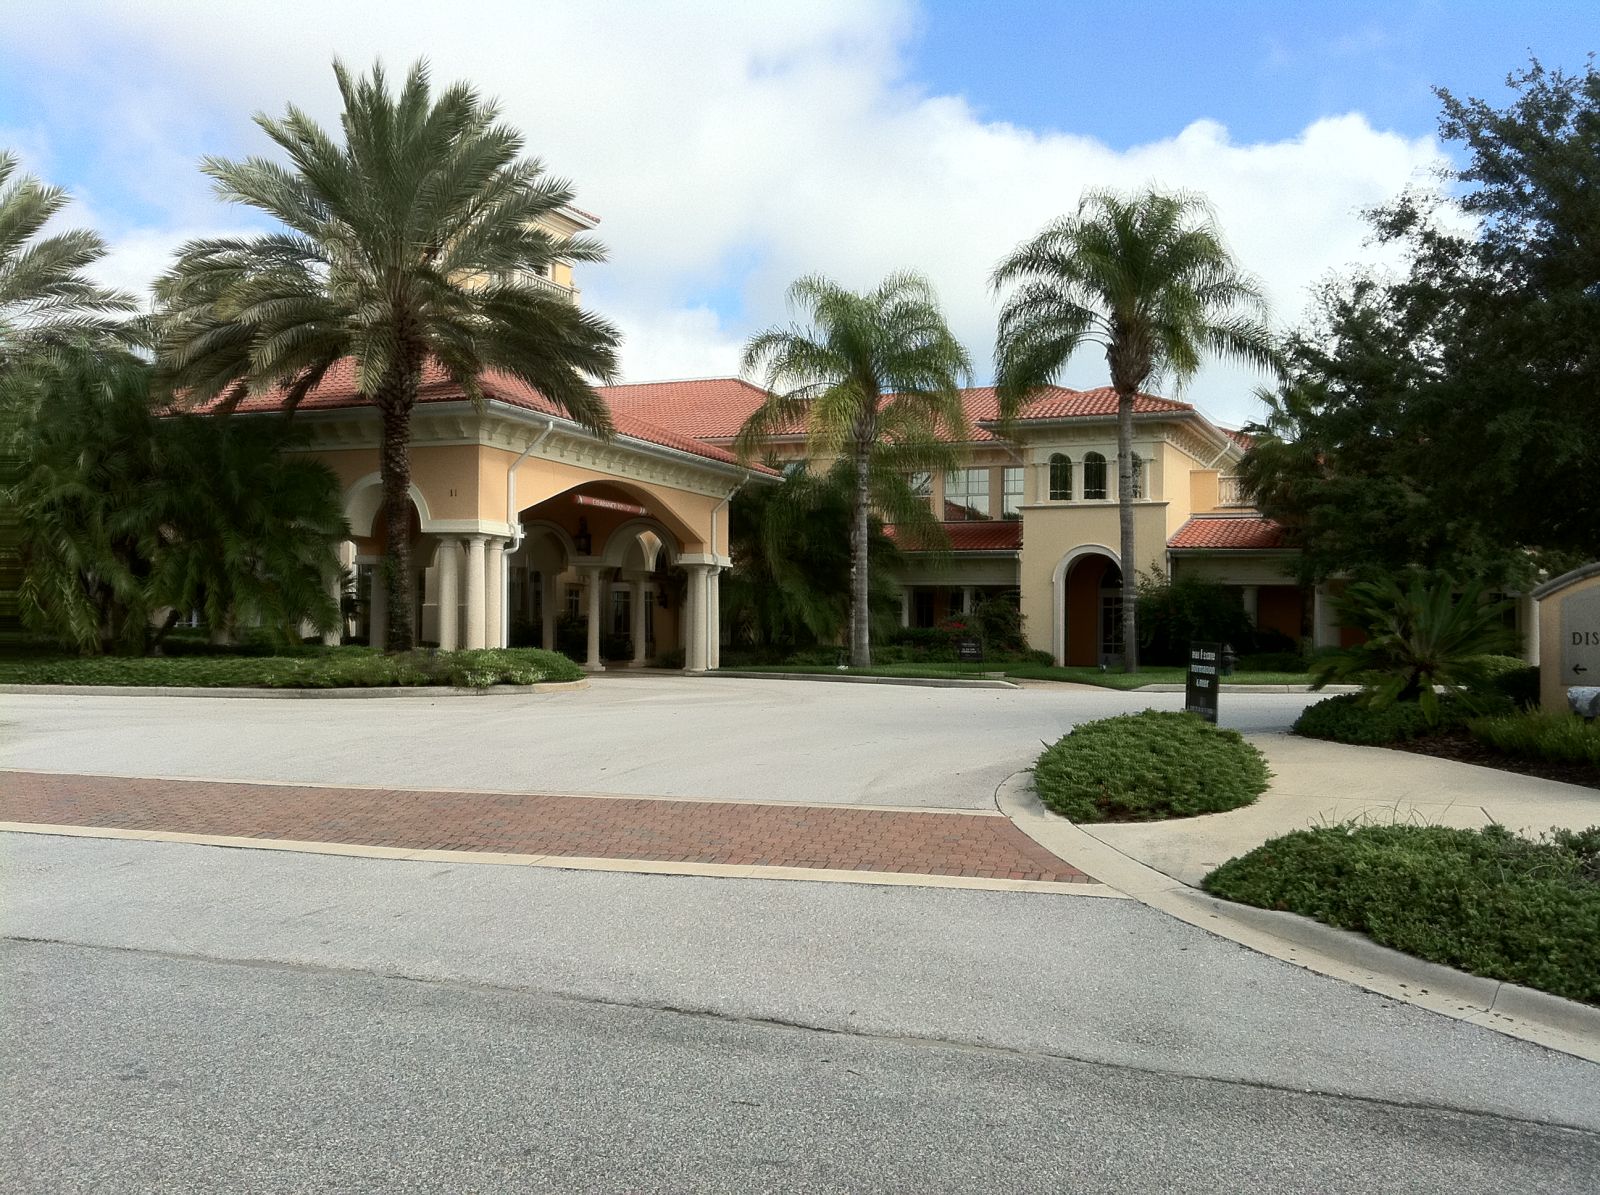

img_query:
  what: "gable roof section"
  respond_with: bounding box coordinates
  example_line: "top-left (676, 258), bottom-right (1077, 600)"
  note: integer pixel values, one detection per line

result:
top-left (1168, 514), bottom-right (1287, 551)
top-left (197, 359), bottom-right (767, 472)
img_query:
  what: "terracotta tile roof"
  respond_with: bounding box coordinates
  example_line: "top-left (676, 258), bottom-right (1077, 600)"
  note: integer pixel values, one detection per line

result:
top-left (886, 520), bottom-right (1022, 552)
top-left (1168, 514), bottom-right (1288, 550)
top-left (598, 377), bottom-right (773, 440)
top-left (598, 381), bottom-right (1189, 447)
top-left (1222, 427), bottom-right (1254, 450)
top-left (195, 359), bottom-right (768, 472)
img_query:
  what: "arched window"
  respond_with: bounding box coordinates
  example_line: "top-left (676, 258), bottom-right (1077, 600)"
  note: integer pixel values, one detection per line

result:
top-left (1048, 454), bottom-right (1072, 501)
top-left (1128, 453), bottom-right (1145, 500)
top-left (1083, 452), bottom-right (1108, 500)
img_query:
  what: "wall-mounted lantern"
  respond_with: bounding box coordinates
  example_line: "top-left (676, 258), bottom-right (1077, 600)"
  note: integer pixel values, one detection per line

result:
top-left (574, 517), bottom-right (592, 556)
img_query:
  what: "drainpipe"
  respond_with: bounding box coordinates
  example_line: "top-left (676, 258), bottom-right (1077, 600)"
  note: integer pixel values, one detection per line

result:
top-left (503, 418), bottom-right (556, 645)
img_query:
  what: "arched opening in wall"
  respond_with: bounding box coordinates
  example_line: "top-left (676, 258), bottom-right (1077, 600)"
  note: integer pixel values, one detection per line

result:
top-left (349, 499), bottom-right (430, 646)
top-left (512, 480), bottom-right (689, 666)
top-left (1062, 552), bottom-right (1124, 667)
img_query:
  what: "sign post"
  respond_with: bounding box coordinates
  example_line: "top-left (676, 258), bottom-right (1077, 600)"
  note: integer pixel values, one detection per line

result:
top-left (1185, 641), bottom-right (1220, 723)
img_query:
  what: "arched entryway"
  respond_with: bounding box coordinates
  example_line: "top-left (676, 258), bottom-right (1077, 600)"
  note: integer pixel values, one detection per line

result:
top-left (1052, 547), bottom-right (1125, 667)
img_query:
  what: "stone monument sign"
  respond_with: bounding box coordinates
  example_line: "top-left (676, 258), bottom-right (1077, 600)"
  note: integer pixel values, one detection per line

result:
top-left (1532, 562), bottom-right (1600, 713)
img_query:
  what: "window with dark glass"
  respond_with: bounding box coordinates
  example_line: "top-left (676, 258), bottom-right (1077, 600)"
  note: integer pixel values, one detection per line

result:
top-left (1002, 467), bottom-right (1024, 519)
top-left (1083, 452), bottom-right (1108, 500)
top-left (1048, 454), bottom-right (1072, 501)
top-left (1127, 453), bottom-right (1145, 500)
top-left (944, 468), bottom-right (990, 520)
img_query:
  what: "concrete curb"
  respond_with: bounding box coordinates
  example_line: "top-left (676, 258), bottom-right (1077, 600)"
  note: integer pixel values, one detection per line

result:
top-left (1133, 683), bottom-right (1364, 694)
top-left (714, 671), bottom-right (1018, 690)
top-left (0, 821), bottom-right (1128, 899)
top-left (0, 680), bottom-right (590, 699)
top-left (995, 773), bottom-right (1600, 1064)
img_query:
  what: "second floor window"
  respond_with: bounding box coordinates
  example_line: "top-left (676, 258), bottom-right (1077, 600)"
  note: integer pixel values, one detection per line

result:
top-left (1002, 467), bottom-right (1024, 520)
top-left (1127, 453), bottom-right (1145, 500)
top-left (944, 468), bottom-right (990, 521)
top-left (1048, 453), bottom-right (1072, 501)
top-left (908, 471), bottom-right (933, 507)
top-left (1083, 452), bottom-right (1108, 500)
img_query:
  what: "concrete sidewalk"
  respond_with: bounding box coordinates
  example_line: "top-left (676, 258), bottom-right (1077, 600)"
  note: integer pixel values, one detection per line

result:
top-left (1087, 732), bottom-right (1600, 887)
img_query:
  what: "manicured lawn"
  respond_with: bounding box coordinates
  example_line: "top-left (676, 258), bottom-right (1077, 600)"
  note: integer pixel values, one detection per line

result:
top-left (727, 661), bottom-right (1314, 689)
top-left (0, 647), bottom-right (584, 689)
top-left (1204, 824), bottom-right (1600, 1005)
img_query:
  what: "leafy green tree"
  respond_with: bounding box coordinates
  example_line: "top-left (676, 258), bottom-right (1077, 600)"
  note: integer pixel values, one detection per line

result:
top-left (156, 60), bottom-right (621, 651)
top-left (736, 273), bottom-right (970, 667)
top-left (1311, 574), bottom-right (1519, 723)
top-left (0, 150), bottom-right (133, 368)
top-left (723, 461), bottom-right (909, 650)
top-left (149, 415), bottom-right (347, 645)
top-left (4, 357), bottom-right (345, 653)
top-left (993, 189), bottom-right (1277, 672)
top-left (1242, 59), bottom-right (1600, 583)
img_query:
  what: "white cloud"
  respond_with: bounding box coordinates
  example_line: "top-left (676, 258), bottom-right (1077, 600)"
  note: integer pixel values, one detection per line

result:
top-left (3, 1), bottom-right (1447, 425)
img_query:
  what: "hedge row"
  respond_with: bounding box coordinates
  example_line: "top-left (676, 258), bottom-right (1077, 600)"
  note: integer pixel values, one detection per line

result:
top-left (0, 647), bottom-right (585, 689)
top-left (1204, 824), bottom-right (1600, 1005)
top-left (1291, 692), bottom-right (1514, 745)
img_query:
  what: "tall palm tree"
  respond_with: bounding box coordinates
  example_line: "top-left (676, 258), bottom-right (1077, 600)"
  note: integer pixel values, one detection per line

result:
top-left (992, 188), bottom-right (1276, 671)
top-left (0, 150), bottom-right (133, 367)
top-left (156, 60), bottom-right (621, 651)
top-left (736, 272), bottom-right (970, 668)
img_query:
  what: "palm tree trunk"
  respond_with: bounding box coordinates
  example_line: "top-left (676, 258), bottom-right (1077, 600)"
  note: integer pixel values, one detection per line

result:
top-left (377, 369), bottom-right (419, 654)
top-left (1116, 389), bottom-right (1139, 673)
top-left (850, 438), bottom-right (872, 668)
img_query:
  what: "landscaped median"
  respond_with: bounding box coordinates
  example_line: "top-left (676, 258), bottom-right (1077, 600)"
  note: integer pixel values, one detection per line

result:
top-left (1203, 824), bottom-right (1600, 1006)
top-left (0, 647), bottom-right (584, 690)
top-left (1033, 710), bottom-right (1271, 822)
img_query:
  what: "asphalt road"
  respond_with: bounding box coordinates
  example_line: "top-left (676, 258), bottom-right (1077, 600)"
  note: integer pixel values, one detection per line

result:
top-left (0, 675), bottom-right (1320, 808)
top-left (4, 834), bottom-right (1597, 1192)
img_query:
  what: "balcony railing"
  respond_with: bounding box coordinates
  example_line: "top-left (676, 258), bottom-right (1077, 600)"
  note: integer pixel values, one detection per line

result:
top-left (1218, 475), bottom-right (1250, 507)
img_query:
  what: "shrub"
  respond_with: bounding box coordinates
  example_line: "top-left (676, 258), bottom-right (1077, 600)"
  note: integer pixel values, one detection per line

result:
top-left (1033, 710), bottom-right (1271, 822)
top-left (1135, 574), bottom-right (1253, 666)
top-left (1292, 692), bottom-right (1512, 745)
top-left (1310, 574), bottom-right (1519, 723)
top-left (1203, 824), bottom-right (1600, 1005)
top-left (0, 647), bottom-right (583, 689)
top-left (1470, 653), bottom-right (1540, 709)
top-left (1468, 711), bottom-right (1600, 767)
top-left (1238, 650), bottom-right (1306, 673)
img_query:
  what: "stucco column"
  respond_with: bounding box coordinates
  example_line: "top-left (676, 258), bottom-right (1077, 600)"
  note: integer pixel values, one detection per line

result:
top-left (900, 588), bottom-right (911, 628)
top-left (631, 578), bottom-right (648, 665)
top-left (584, 565), bottom-right (605, 672)
top-left (684, 564), bottom-right (709, 672)
top-left (436, 538), bottom-right (461, 651)
top-left (485, 538), bottom-right (506, 650)
top-left (541, 570), bottom-right (557, 651)
top-left (961, 586), bottom-right (974, 615)
top-left (464, 535), bottom-right (487, 650)
top-left (1241, 584), bottom-right (1259, 628)
top-left (708, 567), bottom-right (722, 670)
top-left (1312, 583), bottom-right (1338, 649)
top-left (1074, 458), bottom-right (1085, 502)
top-left (320, 555), bottom-right (344, 647)
top-left (369, 564), bottom-right (388, 652)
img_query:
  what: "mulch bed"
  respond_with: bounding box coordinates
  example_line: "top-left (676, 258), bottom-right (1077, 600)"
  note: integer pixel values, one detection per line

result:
top-left (1387, 730), bottom-right (1600, 792)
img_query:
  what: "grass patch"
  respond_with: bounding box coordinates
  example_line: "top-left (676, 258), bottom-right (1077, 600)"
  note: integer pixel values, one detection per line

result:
top-left (0, 647), bottom-right (584, 689)
top-left (1033, 710), bottom-right (1271, 822)
top-left (1203, 824), bottom-right (1600, 1005)
top-left (1468, 711), bottom-right (1600, 768)
top-left (728, 661), bottom-right (1314, 689)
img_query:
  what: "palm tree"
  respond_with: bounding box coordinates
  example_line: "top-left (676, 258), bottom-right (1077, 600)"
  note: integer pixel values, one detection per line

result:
top-left (992, 189), bottom-right (1276, 671)
top-left (0, 150), bottom-right (133, 367)
top-left (156, 60), bottom-right (621, 651)
top-left (736, 273), bottom-right (971, 668)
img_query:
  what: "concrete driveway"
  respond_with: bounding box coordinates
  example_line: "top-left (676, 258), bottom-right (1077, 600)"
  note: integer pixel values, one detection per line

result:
top-left (0, 674), bottom-right (1320, 808)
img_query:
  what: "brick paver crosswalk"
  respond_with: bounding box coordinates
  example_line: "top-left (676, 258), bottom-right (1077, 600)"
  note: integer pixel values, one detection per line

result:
top-left (0, 771), bottom-right (1091, 883)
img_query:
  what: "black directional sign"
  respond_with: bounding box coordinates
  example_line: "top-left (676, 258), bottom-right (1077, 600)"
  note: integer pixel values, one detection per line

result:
top-left (1185, 641), bottom-right (1221, 723)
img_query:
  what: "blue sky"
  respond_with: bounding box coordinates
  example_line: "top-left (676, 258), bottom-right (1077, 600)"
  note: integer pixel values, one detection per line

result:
top-left (4, 2), bottom-right (1596, 423)
top-left (908, 0), bottom-right (1596, 148)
